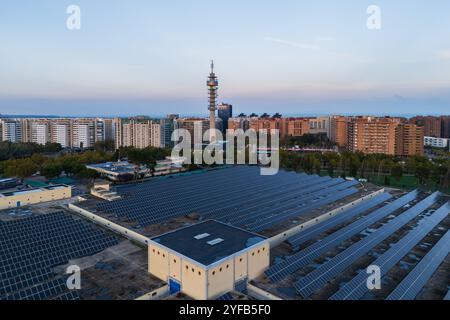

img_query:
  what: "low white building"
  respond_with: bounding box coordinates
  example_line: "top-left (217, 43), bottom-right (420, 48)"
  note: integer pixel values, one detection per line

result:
top-left (424, 136), bottom-right (449, 149)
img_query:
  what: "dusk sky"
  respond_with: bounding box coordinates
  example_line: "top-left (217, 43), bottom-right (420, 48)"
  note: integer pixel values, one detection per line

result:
top-left (1, 1), bottom-right (450, 117)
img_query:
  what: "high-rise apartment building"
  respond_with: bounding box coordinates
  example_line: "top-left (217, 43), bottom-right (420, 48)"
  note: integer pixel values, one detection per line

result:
top-left (102, 118), bottom-right (115, 142)
top-left (1, 119), bottom-right (23, 143)
top-left (308, 116), bottom-right (331, 136)
top-left (347, 117), bottom-right (399, 155)
top-left (160, 118), bottom-right (174, 148)
top-left (346, 116), bottom-right (423, 156)
top-left (395, 123), bottom-right (424, 156)
top-left (330, 116), bottom-right (348, 147)
top-left (249, 117), bottom-right (288, 138)
top-left (217, 103), bottom-right (233, 132)
top-left (113, 118), bottom-right (172, 149)
top-left (31, 121), bottom-right (50, 145)
top-left (51, 120), bottom-right (71, 148)
top-left (286, 118), bottom-right (310, 137)
top-left (410, 116), bottom-right (442, 138)
top-left (228, 117), bottom-right (249, 132)
top-left (441, 116), bottom-right (450, 139)
top-left (174, 118), bottom-right (210, 144)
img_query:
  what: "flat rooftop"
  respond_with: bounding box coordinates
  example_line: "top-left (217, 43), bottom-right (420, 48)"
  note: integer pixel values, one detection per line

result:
top-left (152, 220), bottom-right (266, 266)
top-left (86, 162), bottom-right (137, 174)
top-left (0, 184), bottom-right (69, 197)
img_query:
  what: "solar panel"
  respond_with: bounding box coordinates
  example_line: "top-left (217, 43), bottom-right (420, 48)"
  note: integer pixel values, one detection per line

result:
top-left (287, 192), bottom-right (393, 248)
top-left (265, 190), bottom-right (419, 282)
top-left (0, 211), bottom-right (119, 300)
top-left (330, 201), bottom-right (450, 300)
top-left (91, 166), bottom-right (354, 229)
top-left (248, 183), bottom-right (359, 232)
top-left (294, 192), bottom-right (440, 298)
top-left (219, 177), bottom-right (346, 226)
top-left (386, 228), bottom-right (450, 300)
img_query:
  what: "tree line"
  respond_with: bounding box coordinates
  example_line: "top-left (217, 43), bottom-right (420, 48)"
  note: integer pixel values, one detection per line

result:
top-left (0, 141), bottom-right (63, 161)
top-left (280, 151), bottom-right (450, 190)
top-left (0, 144), bottom-right (172, 180)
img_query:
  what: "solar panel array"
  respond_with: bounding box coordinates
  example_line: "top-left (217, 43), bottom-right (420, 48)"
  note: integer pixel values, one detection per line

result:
top-left (287, 192), bottom-right (393, 248)
top-left (386, 228), bottom-right (450, 300)
top-left (0, 211), bottom-right (119, 300)
top-left (294, 192), bottom-right (440, 298)
top-left (95, 166), bottom-right (360, 232)
top-left (330, 201), bottom-right (450, 300)
top-left (265, 190), bottom-right (419, 282)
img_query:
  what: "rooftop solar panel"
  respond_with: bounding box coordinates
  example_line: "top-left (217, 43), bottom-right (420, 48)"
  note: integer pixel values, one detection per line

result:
top-left (265, 190), bottom-right (418, 282)
top-left (386, 228), bottom-right (450, 300)
top-left (330, 201), bottom-right (450, 300)
top-left (287, 192), bottom-right (393, 248)
top-left (294, 192), bottom-right (440, 298)
top-left (0, 211), bottom-right (119, 300)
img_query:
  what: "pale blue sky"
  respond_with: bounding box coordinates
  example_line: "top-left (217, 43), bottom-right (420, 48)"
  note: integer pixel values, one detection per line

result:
top-left (0, 1), bottom-right (450, 116)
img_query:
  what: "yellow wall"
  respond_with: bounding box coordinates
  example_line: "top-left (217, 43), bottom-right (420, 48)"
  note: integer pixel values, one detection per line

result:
top-left (247, 243), bottom-right (270, 279)
top-left (207, 259), bottom-right (235, 299)
top-left (148, 244), bottom-right (169, 281)
top-left (234, 252), bottom-right (248, 281)
top-left (0, 186), bottom-right (72, 210)
top-left (181, 260), bottom-right (207, 300)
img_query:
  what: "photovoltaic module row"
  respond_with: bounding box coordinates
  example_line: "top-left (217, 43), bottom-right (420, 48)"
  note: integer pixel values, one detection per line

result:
top-left (248, 184), bottom-right (359, 232)
top-left (265, 190), bottom-right (419, 282)
top-left (294, 192), bottom-right (440, 298)
top-left (386, 228), bottom-right (450, 300)
top-left (213, 177), bottom-right (346, 226)
top-left (330, 201), bottom-right (450, 300)
top-left (106, 169), bottom-right (324, 227)
top-left (0, 211), bottom-right (119, 300)
top-left (286, 192), bottom-right (393, 248)
top-left (94, 166), bottom-right (360, 230)
top-left (97, 167), bottom-right (308, 217)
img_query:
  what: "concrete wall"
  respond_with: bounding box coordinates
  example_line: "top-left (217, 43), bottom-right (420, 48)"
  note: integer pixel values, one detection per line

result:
top-left (135, 285), bottom-right (170, 300)
top-left (247, 283), bottom-right (282, 300)
top-left (268, 189), bottom-right (385, 248)
top-left (0, 185), bottom-right (72, 209)
top-left (68, 203), bottom-right (150, 246)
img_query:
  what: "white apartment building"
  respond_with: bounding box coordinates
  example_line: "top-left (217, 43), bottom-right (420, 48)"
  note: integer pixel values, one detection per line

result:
top-left (151, 122), bottom-right (162, 148)
top-left (31, 122), bottom-right (50, 145)
top-left (1, 120), bottom-right (22, 143)
top-left (51, 122), bottom-right (70, 148)
top-left (309, 116), bottom-right (331, 137)
top-left (424, 136), bottom-right (449, 149)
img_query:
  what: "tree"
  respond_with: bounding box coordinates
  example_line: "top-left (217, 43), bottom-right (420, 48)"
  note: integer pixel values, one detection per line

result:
top-left (415, 164), bottom-right (431, 185)
top-left (391, 164), bottom-right (403, 181)
top-left (41, 162), bottom-right (63, 179)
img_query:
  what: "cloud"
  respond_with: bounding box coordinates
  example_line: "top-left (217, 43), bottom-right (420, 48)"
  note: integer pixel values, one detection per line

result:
top-left (263, 36), bottom-right (367, 63)
top-left (264, 37), bottom-right (320, 50)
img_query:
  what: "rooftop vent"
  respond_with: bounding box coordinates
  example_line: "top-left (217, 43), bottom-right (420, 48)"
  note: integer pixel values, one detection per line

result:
top-left (194, 233), bottom-right (210, 240)
top-left (207, 238), bottom-right (224, 246)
